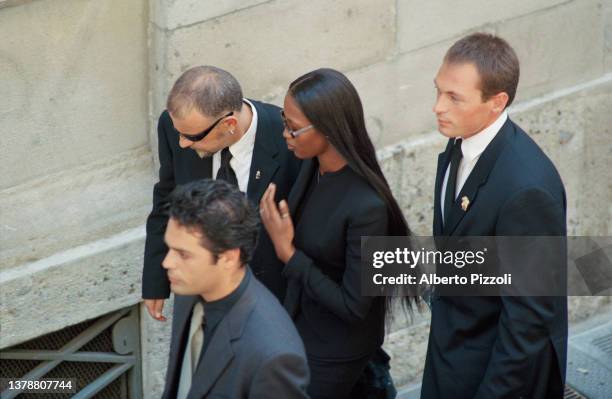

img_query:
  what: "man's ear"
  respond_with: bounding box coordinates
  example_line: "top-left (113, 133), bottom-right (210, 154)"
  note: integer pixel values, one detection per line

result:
top-left (490, 92), bottom-right (509, 113)
top-left (224, 116), bottom-right (238, 129)
top-left (218, 248), bottom-right (241, 269)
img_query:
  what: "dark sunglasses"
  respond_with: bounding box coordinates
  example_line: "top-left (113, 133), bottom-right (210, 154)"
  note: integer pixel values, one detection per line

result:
top-left (280, 110), bottom-right (313, 138)
top-left (178, 111), bottom-right (234, 142)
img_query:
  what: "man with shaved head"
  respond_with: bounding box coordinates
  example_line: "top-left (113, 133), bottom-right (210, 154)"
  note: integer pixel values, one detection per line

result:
top-left (142, 66), bottom-right (301, 319)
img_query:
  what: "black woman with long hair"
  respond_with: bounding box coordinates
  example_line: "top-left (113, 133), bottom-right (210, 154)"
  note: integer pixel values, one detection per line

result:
top-left (260, 68), bottom-right (417, 398)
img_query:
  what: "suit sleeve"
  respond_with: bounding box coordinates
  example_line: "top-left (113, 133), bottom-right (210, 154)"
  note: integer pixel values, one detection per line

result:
top-left (283, 199), bottom-right (388, 324)
top-left (473, 187), bottom-right (566, 399)
top-left (142, 112), bottom-right (175, 299)
top-left (249, 352), bottom-right (310, 399)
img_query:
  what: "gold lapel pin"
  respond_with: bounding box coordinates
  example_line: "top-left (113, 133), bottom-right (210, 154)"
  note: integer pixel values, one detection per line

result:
top-left (255, 170), bottom-right (261, 180)
top-left (461, 196), bottom-right (470, 211)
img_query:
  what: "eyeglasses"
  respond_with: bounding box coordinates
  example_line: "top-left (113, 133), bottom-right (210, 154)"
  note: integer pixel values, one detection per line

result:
top-left (178, 111), bottom-right (234, 142)
top-left (280, 110), bottom-right (313, 138)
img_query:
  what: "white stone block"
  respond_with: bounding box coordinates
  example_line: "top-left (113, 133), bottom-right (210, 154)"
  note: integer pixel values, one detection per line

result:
top-left (159, 0), bottom-right (395, 100)
top-left (397, 0), bottom-right (567, 53)
top-left (349, 39), bottom-right (453, 148)
top-left (498, 0), bottom-right (604, 102)
top-left (0, 229), bottom-right (145, 348)
top-left (151, 0), bottom-right (271, 30)
top-left (141, 299), bottom-right (173, 398)
top-left (0, 0), bottom-right (149, 189)
top-left (0, 147), bottom-right (155, 270)
top-left (605, 0), bottom-right (612, 71)
top-left (379, 133), bottom-right (447, 235)
top-left (511, 78), bottom-right (612, 236)
top-left (385, 317), bottom-right (431, 387)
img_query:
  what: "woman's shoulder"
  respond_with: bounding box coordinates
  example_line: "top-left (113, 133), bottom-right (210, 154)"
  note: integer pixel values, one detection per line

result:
top-left (339, 168), bottom-right (387, 212)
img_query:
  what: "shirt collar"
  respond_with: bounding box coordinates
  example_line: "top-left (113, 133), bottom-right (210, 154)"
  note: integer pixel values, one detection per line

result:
top-left (200, 267), bottom-right (250, 328)
top-left (461, 111), bottom-right (508, 161)
top-left (228, 99), bottom-right (257, 160)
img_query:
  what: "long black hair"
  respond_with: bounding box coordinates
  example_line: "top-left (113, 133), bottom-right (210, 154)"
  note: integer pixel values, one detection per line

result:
top-left (288, 68), bottom-right (419, 314)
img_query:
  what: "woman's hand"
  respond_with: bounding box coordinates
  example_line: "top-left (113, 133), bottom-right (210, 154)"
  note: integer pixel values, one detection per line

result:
top-left (259, 183), bottom-right (296, 264)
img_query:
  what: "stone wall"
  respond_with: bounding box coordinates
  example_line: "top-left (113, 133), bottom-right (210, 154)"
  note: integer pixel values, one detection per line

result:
top-left (0, 0), bottom-right (152, 270)
top-left (150, 0), bottom-right (609, 148)
top-left (0, 0), bottom-right (155, 383)
top-left (0, 0), bottom-right (610, 396)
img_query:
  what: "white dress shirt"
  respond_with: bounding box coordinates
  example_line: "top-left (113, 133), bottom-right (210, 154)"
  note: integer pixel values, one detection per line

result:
top-left (213, 99), bottom-right (257, 193)
top-left (440, 111), bottom-right (508, 223)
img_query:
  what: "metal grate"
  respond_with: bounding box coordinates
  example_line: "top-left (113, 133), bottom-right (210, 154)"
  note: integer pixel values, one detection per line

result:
top-left (14, 319), bottom-right (98, 351)
top-left (564, 384), bottom-right (588, 399)
top-left (0, 307), bottom-right (140, 398)
top-left (592, 333), bottom-right (612, 357)
top-left (566, 321), bottom-right (612, 398)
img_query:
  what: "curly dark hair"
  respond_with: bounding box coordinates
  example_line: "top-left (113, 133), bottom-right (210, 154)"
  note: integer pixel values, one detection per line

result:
top-left (167, 179), bottom-right (259, 265)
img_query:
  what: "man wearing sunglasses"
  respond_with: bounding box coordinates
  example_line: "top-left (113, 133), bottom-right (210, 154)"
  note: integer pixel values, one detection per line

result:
top-left (143, 66), bottom-right (301, 321)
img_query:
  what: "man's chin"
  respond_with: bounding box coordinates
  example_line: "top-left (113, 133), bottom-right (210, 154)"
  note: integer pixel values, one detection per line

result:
top-left (195, 150), bottom-right (213, 159)
top-left (437, 126), bottom-right (461, 138)
top-left (170, 286), bottom-right (188, 296)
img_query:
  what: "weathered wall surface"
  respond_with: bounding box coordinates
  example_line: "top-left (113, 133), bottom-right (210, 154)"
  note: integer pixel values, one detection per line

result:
top-left (0, 0), bottom-right (153, 270)
top-left (0, 0), bottom-right (155, 382)
top-left (0, 0), bottom-right (610, 396)
top-left (0, 0), bottom-right (149, 187)
top-left (150, 0), bottom-right (608, 148)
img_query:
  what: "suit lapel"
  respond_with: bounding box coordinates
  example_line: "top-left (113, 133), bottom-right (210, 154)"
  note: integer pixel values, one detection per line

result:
top-left (165, 295), bottom-right (199, 396)
top-left (189, 272), bottom-right (257, 398)
top-left (433, 140), bottom-right (453, 236)
top-left (443, 119), bottom-right (514, 235)
top-left (282, 159), bottom-right (317, 318)
top-left (288, 158), bottom-right (317, 215)
top-left (189, 321), bottom-right (235, 398)
top-left (246, 101), bottom-right (280, 204)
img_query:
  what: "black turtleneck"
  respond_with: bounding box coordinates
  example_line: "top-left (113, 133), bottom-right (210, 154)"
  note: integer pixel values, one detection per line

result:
top-left (198, 268), bottom-right (250, 357)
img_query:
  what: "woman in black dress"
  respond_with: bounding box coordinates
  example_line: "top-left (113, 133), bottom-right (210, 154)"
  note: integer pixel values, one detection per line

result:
top-left (260, 68), bottom-right (417, 399)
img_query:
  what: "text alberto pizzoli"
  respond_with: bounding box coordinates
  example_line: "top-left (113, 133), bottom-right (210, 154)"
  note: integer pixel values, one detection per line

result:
top-left (371, 248), bottom-right (512, 286)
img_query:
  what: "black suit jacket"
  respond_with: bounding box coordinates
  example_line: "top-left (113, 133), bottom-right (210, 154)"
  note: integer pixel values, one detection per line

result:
top-left (143, 100), bottom-right (301, 301)
top-left (282, 159), bottom-right (386, 360)
top-left (162, 269), bottom-right (309, 399)
top-left (421, 119), bottom-right (568, 399)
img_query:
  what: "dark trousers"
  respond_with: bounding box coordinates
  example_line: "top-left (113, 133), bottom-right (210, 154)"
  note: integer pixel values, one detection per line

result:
top-left (307, 353), bottom-right (371, 399)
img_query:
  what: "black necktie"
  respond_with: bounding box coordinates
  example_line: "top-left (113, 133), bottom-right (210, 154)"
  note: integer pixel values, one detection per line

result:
top-left (443, 139), bottom-right (463, 225)
top-left (216, 147), bottom-right (238, 187)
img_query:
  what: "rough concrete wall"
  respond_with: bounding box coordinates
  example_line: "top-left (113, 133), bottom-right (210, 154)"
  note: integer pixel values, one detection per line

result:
top-left (0, 0), bottom-right (152, 341)
top-left (353, 0), bottom-right (605, 147)
top-left (150, 0), bottom-right (607, 151)
top-left (607, 0), bottom-right (612, 71)
top-left (0, 0), bottom-right (153, 270)
top-left (0, 0), bottom-right (150, 188)
top-left (0, 228), bottom-right (145, 348)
